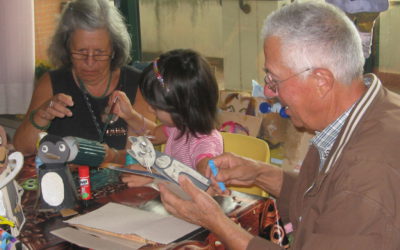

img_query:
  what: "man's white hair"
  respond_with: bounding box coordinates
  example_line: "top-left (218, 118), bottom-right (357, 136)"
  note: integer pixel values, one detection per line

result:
top-left (261, 1), bottom-right (364, 84)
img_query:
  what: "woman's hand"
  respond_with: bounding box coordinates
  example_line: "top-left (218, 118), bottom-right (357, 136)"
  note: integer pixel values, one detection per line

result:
top-left (32, 93), bottom-right (74, 127)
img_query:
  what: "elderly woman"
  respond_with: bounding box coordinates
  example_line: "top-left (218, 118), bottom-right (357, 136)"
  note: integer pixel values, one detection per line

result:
top-left (14, 0), bottom-right (155, 156)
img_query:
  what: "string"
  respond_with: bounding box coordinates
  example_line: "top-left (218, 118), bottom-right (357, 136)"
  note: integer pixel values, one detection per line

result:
top-left (81, 93), bottom-right (105, 142)
top-left (77, 71), bottom-right (113, 143)
top-left (100, 97), bottom-right (119, 141)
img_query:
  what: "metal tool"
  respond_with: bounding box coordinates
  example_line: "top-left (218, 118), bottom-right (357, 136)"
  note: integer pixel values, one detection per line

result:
top-left (127, 136), bottom-right (210, 191)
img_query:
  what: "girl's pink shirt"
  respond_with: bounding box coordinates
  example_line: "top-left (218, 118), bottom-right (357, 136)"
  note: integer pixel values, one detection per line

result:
top-left (163, 126), bottom-right (223, 170)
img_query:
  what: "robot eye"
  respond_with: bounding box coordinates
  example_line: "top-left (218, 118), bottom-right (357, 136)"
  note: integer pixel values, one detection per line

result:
top-left (59, 143), bottom-right (66, 152)
top-left (41, 145), bottom-right (49, 153)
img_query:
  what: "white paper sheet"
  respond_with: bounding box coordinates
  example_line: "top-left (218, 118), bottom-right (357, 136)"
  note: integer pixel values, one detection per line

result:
top-left (51, 227), bottom-right (144, 250)
top-left (65, 202), bottom-right (200, 244)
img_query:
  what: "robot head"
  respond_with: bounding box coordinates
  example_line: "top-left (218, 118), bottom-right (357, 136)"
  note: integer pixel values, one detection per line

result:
top-left (38, 134), bottom-right (71, 164)
top-left (127, 136), bottom-right (156, 170)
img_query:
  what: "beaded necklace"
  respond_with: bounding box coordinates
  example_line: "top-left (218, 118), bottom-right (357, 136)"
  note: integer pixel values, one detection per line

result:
top-left (77, 72), bottom-right (113, 142)
top-left (78, 72), bottom-right (112, 99)
top-left (81, 92), bottom-right (106, 142)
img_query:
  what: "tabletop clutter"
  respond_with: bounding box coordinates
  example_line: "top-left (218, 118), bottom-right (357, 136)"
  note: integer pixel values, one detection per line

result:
top-left (0, 126), bottom-right (25, 249)
top-left (0, 125), bottom-right (290, 249)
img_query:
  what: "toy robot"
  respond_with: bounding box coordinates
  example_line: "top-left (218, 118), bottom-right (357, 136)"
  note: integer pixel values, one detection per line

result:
top-left (0, 126), bottom-right (25, 237)
top-left (37, 133), bottom-right (106, 211)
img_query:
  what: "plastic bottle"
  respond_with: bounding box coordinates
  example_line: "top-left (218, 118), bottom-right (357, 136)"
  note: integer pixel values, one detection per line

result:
top-left (259, 102), bottom-right (289, 118)
top-left (78, 165), bottom-right (92, 208)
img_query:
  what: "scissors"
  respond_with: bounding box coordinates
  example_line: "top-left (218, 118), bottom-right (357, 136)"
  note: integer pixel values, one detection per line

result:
top-left (106, 96), bottom-right (119, 124)
top-left (101, 96), bottom-right (119, 141)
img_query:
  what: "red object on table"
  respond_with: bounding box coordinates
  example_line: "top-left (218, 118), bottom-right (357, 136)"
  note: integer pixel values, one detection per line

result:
top-left (78, 165), bottom-right (92, 200)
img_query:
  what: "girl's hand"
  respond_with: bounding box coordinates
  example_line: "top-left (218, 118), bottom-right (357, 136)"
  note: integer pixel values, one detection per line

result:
top-left (108, 90), bottom-right (134, 121)
top-left (120, 164), bottom-right (153, 187)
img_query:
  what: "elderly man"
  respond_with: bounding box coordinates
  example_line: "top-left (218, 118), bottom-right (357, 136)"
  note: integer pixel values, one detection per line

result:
top-left (159, 2), bottom-right (400, 249)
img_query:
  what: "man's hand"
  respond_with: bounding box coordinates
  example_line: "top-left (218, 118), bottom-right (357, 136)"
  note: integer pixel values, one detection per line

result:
top-left (159, 174), bottom-right (254, 250)
top-left (212, 152), bottom-right (262, 186)
top-left (211, 152), bottom-right (283, 197)
top-left (159, 175), bottom-right (225, 229)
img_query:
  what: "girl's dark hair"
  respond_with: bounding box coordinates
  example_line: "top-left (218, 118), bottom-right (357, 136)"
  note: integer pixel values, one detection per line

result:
top-left (140, 49), bottom-right (219, 139)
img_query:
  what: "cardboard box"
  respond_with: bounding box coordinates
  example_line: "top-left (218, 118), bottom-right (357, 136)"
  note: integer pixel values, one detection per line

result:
top-left (218, 90), bottom-right (313, 172)
top-left (281, 123), bottom-right (314, 172)
top-left (259, 113), bottom-right (289, 147)
top-left (219, 90), bottom-right (255, 116)
top-left (217, 111), bottom-right (262, 137)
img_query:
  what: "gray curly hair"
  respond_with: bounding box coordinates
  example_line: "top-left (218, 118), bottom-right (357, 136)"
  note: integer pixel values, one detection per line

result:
top-left (47, 0), bottom-right (132, 71)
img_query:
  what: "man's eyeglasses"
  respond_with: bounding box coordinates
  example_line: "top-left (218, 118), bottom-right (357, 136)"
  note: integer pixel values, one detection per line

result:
top-left (70, 52), bottom-right (114, 61)
top-left (263, 68), bottom-right (311, 94)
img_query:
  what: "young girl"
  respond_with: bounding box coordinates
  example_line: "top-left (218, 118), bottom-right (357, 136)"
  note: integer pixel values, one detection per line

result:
top-left (111, 49), bottom-right (223, 186)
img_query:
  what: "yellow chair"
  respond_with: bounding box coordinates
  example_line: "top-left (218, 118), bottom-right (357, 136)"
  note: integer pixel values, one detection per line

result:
top-left (221, 132), bottom-right (270, 197)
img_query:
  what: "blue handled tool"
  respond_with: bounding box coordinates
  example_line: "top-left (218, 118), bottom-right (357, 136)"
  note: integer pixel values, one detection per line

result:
top-left (208, 160), bottom-right (226, 192)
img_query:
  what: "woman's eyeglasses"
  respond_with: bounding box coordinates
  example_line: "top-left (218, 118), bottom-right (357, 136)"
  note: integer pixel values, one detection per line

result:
top-left (264, 68), bottom-right (311, 93)
top-left (71, 52), bottom-right (114, 61)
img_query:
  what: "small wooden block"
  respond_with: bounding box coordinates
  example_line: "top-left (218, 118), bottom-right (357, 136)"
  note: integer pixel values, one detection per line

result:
top-left (60, 208), bottom-right (78, 217)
